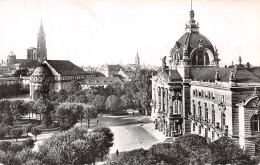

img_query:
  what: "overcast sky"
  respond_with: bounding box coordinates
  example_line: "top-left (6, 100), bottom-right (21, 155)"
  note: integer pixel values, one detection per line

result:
top-left (0, 0), bottom-right (260, 67)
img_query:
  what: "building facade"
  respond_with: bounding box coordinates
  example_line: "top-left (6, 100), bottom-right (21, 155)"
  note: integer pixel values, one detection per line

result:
top-left (151, 9), bottom-right (260, 155)
top-left (30, 60), bottom-right (94, 99)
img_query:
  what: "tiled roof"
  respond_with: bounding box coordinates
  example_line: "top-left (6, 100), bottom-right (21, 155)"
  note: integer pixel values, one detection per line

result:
top-left (190, 67), bottom-right (260, 83)
top-left (83, 77), bottom-right (124, 85)
top-left (168, 69), bottom-right (182, 81)
top-left (46, 60), bottom-right (89, 76)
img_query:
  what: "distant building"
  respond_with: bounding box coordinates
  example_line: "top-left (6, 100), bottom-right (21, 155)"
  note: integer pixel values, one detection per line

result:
top-left (118, 69), bottom-right (136, 82)
top-left (30, 60), bottom-right (94, 99)
top-left (0, 77), bottom-right (22, 85)
top-left (27, 47), bottom-right (37, 60)
top-left (6, 51), bottom-right (17, 67)
top-left (97, 64), bottom-right (123, 77)
top-left (81, 77), bottom-right (124, 89)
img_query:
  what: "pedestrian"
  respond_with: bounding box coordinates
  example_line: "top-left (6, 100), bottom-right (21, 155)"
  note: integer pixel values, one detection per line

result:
top-left (97, 119), bottom-right (99, 124)
top-left (133, 111), bottom-right (134, 115)
top-left (116, 149), bottom-right (119, 156)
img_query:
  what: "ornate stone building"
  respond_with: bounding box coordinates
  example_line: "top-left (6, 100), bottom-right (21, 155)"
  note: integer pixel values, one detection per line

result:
top-left (151, 9), bottom-right (260, 155)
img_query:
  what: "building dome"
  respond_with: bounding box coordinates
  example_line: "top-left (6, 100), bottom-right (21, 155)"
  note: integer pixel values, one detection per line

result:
top-left (169, 10), bottom-right (219, 67)
top-left (172, 33), bottom-right (215, 60)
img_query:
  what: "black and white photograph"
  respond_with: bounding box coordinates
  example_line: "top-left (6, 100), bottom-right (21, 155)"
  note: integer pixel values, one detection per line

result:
top-left (0, 0), bottom-right (260, 164)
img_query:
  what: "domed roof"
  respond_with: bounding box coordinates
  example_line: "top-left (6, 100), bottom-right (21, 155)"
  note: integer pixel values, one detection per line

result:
top-left (172, 32), bottom-right (215, 59)
top-left (31, 63), bottom-right (53, 77)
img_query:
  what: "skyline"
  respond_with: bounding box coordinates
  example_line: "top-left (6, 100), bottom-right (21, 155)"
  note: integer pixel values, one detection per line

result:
top-left (0, 0), bottom-right (260, 67)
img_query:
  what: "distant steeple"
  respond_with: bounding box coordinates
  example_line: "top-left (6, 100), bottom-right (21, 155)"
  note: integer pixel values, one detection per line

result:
top-left (37, 19), bottom-right (47, 61)
top-left (135, 51), bottom-right (140, 67)
top-left (238, 56), bottom-right (242, 65)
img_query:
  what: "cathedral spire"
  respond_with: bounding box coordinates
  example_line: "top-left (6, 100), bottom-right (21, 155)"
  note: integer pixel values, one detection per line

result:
top-left (37, 19), bottom-right (47, 61)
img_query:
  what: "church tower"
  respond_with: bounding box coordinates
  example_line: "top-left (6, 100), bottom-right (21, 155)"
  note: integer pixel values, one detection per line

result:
top-left (135, 51), bottom-right (140, 68)
top-left (37, 19), bottom-right (47, 61)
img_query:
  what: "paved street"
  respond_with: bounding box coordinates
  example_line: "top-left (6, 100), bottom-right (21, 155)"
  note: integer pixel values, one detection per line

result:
top-left (5, 109), bottom-right (167, 164)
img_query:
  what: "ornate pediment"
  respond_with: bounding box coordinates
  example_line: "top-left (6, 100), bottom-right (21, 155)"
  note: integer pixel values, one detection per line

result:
top-left (245, 97), bottom-right (260, 108)
top-left (156, 72), bottom-right (168, 84)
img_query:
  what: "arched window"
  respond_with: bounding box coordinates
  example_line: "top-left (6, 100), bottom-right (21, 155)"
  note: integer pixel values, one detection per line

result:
top-left (251, 115), bottom-right (260, 132)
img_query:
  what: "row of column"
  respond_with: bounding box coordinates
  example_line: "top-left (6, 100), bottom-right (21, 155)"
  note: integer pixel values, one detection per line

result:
top-left (157, 87), bottom-right (183, 115)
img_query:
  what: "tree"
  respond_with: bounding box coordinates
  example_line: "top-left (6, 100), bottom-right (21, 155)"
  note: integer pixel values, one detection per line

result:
top-left (2, 126), bottom-right (13, 137)
top-left (0, 141), bottom-right (12, 152)
top-left (92, 127), bottom-right (114, 161)
top-left (22, 123), bottom-right (32, 138)
top-left (91, 95), bottom-right (106, 112)
top-left (0, 127), bottom-right (5, 139)
top-left (70, 103), bottom-right (84, 125)
top-left (57, 89), bottom-right (68, 102)
top-left (149, 143), bottom-right (181, 164)
top-left (106, 95), bottom-right (122, 114)
top-left (68, 80), bottom-right (82, 95)
top-left (85, 87), bottom-right (99, 102)
top-left (10, 128), bottom-right (23, 142)
top-left (0, 150), bottom-right (21, 165)
top-left (2, 114), bottom-right (14, 126)
top-left (55, 103), bottom-right (78, 130)
top-left (17, 148), bottom-right (38, 165)
top-left (83, 104), bottom-right (98, 127)
top-left (10, 100), bottom-right (26, 122)
top-left (117, 148), bottom-right (157, 165)
top-left (209, 136), bottom-right (244, 165)
top-left (31, 128), bottom-right (42, 141)
top-left (37, 125), bottom-right (96, 165)
top-left (120, 94), bottom-right (132, 109)
top-left (176, 134), bottom-right (210, 165)
top-left (22, 138), bottom-right (35, 148)
top-left (107, 82), bottom-right (125, 96)
top-left (7, 144), bottom-right (23, 153)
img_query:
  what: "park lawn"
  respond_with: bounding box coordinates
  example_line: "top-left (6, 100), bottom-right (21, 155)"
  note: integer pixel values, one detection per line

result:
top-left (0, 118), bottom-right (60, 143)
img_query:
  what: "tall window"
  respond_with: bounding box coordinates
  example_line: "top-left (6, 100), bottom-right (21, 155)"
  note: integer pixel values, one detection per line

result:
top-left (221, 112), bottom-right (226, 129)
top-left (205, 128), bottom-right (208, 137)
top-left (193, 104), bottom-right (196, 115)
top-left (251, 115), bottom-right (260, 132)
top-left (205, 103), bottom-right (208, 121)
top-left (199, 106), bottom-right (202, 117)
top-left (193, 123), bottom-right (195, 131)
top-left (199, 126), bottom-right (201, 134)
top-left (212, 104), bottom-right (215, 123)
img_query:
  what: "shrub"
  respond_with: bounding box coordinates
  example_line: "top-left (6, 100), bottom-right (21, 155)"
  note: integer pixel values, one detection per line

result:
top-left (10, 128), bottom-right (23, 142)
top-left (2, 126), bottom-right (13, 137)
top-left (0, 141), bottom-right (12, 152)
top-left (22, 138), bottom-right (35, 148)
top-left (7, 144), bottom-right (23, 153)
